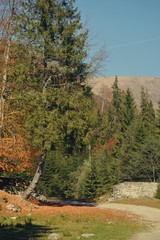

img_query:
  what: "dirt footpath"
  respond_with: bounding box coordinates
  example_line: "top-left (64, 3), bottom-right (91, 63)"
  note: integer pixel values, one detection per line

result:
top-left (98, 203), bottom-right (160, 240)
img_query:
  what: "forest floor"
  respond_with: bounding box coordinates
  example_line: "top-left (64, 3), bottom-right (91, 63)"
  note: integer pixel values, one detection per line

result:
top-left (99, 202), bottom-right (160, 240)
top-left (1, 190), bottom-right (159, 240)
top-left (0, 190), bottom-right (145, 240)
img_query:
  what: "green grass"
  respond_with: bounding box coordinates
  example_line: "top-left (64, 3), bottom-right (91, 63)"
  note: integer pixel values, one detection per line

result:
top-left (112, 197), bottom-right (160, 209)
top-left (0, 214), bottom-right (145, 240)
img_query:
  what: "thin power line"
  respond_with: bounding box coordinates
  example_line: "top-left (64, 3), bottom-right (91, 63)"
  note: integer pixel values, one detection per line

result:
top-left (108, 36), bottom-right (160, 49)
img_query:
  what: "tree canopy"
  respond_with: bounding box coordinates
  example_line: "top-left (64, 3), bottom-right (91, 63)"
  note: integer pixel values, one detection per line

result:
top-left (0, 1), bottom-right (160, 200)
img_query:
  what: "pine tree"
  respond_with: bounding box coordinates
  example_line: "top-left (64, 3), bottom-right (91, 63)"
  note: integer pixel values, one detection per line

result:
top-left (111, 76), bottom-right (124, 133)
top-left (119, 119), bottom-right (144, 181)
top-left (14, 0), bottom-right (92, 199)
top-left (106, 105), bottom-right (116, 139)
top-left (156, 99), bottom-right (160, 131)
top-left (120, 89), bottom-right (159, 182)
top-left (16, 0), bottom-right (89, 86)
top-left (122, 88), bottom-right (137, 130)
top-left (140, 134), bottom-right (160, 182)
top-left (83, 164), bottom-right (98, 199)
top-left (140, 87), bottom-right (156, 132)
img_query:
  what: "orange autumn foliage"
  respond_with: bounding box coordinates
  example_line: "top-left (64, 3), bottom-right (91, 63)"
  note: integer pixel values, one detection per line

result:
top-left (0, 39), bottom-right (38, 173)
top-left (0, 131), bottom-right (40, 173)
top-left (0, 136), bottom-right (32, 172)
top-left (0, 101), bottom-right (38, 173)
top-left (104, 138), bottom-right (117, 152)
top-left (0, 40), bottom-right (21, 74)
top-left (0, 190), bottom-right (140, 222)
top-left (93, 138), bottom-right (117, 154)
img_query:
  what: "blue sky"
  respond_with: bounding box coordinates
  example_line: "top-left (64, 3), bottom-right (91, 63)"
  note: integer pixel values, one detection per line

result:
top-left (75, 0), bottom-right (160, 76)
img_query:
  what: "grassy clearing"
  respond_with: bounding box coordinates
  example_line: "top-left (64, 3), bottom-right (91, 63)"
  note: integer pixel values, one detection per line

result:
top-left (0, 190), bottom-right (146, 240)
top-left (112, 198), bottom-right (160, 209)
top-left (94, 193), bottom-right (160, 209)
top-left (0, 211), bottom-right (144, 240)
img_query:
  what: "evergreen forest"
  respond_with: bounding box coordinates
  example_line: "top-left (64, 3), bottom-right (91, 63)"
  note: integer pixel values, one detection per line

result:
top-left (0, 0), bottom-right (160, 200)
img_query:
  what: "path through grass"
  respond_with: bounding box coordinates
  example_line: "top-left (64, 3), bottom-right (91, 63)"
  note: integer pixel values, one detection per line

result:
top-left (0, 207), bottom-right (145, 240)
top-left (113, 198), bottom-right (160, 209)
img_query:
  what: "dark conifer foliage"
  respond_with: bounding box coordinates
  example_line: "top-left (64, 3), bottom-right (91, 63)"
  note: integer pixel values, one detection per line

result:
top-left (1, 1), bottom-right (160, 200)
top-left (16, 0), bottom-right (89, 87)
top-left (39, 77), bottom-right (160, 198)
top-left (140, 87), bottom-right (156, 131)
top-left (12, 0), bottom-right (93, 199)
top-left (122, 88), bottom-right (137, 130)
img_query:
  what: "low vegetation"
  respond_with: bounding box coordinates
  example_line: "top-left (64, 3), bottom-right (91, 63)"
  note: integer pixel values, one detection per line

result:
top-left (0, 209), bottom-right (144, 240)
top-left (0, 1), bottom-right (158, 238)
top-left (113, 198), bottom-right (160, 209)
top-left (155, 184), bottom-right (160, 199)
top-left (0, 190), bottom-right (145, 240)
top-left (1, 0), bottom-right (160, 201)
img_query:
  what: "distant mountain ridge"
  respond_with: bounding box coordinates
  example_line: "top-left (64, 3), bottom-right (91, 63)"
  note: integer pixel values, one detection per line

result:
top-left (88, 76), bottom-right (160, 109)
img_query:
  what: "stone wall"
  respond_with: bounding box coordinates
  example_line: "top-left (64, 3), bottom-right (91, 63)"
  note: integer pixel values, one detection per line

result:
top-left (111, 182), bottom-right (158, 199)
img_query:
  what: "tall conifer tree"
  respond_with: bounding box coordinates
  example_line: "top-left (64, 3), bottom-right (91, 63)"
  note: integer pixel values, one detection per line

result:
top-left (121, 88), bottom-right (137, 132)
top-left (14, 0), bottom-right (92, 199)
top-left (156, 99), bottom-right (160, 130)
top-left (110, 76), bottom-right (124, 133)
top-left (140, 87), bottom-right (155, 131)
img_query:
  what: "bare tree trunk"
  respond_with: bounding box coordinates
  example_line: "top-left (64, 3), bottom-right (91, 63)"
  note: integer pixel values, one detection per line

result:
top-left (152, 164), bottom-right (156, 183)
top-left (88, 144), bottom-right (91, 162)
top-left (101, 97), bottom-right (104, 113)
top-left (0, 0), bottom-right (16, 137)
top-left (0, 38), bottom-right (11, 137)
top-left (22, 7), bottom-right (50, 201)
top-left (22, 150), bottom-right (46, 200)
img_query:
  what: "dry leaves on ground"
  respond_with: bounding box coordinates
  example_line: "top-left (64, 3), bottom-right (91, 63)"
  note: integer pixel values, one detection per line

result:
top-left (0, 190), bottom-right (139, 222)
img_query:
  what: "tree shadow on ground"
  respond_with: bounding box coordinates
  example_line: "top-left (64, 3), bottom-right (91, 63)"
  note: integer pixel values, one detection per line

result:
top-left (0, 222), bottom-right (54, 240)
top-left (39, 199), bottom-right (96, 207)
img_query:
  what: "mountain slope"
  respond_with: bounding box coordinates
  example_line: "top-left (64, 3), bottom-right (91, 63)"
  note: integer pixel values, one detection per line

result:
top-left (88, 76), bottom-right (160, 109)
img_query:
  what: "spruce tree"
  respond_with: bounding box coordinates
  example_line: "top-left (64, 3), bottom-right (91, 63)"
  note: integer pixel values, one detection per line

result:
top-left (140, 134), bottom-right (160, 182)
top-left (120, 89), bottom-right (159, 182)
top-left (16, 0), bottom-right (89, 86)
top-left (140, 87), bottom-right (156, 132)
top-left (156, 99), bottom-right (160, 130)
top-left (119, 119), bottom-right (144, 181)
top-left (111, 76), bottom-right (124, 133)
top-left (122, 88), bottom-right (137, 130)
top-left (107, 105), bottom-right (116, 139)
top-left (14, 0), bottom-right (92, 199)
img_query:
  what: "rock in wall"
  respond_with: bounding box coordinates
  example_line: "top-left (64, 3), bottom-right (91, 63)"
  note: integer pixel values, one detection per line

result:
top-left (111, 182), bottom-right (158, 199)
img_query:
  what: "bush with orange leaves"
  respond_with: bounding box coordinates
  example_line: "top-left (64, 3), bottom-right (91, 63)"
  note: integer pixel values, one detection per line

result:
top-left (0, 135), bottom-right (35, 172)
top-left (0, 103), bottom-right (38, 173)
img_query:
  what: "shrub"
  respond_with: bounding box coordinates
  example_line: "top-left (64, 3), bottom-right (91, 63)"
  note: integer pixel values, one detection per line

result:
top-left (3, 197), bottom-right (8, 203)
top-left (155, 183), bottom-right (160, 199)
